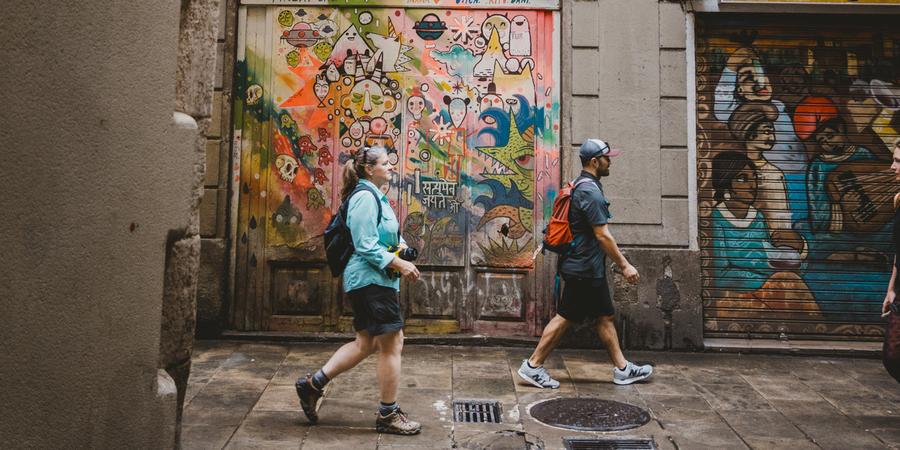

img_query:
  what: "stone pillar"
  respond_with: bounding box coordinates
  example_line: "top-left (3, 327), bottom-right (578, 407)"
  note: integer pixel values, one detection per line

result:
top-left (159, 0), bottom-right (221, 445)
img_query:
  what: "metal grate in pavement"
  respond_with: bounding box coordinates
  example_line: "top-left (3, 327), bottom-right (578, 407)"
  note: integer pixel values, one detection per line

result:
top-left (453, 400), bottom-right (501, 423)
top-left (563, 438), bottom-right (657, 450)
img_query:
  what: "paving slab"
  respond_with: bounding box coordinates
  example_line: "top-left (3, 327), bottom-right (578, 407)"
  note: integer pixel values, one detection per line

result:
top-left (740, 374), bottom-right (822, 401)
top-left (693, 381), bottom-right (775, 411)
top-left (181, 424), bottom-right (238, 450)
top-left (773, 399), bottom-right (888, 450)
top-left (656, 409), bottom-right (748, 449)
top-left (226, 410), bottom-right (308, 448)
top-left (717, 410), bottom-right (808, 441)
top-left (314, 397), bottom-right (377, 429)
top-left (643, 393), bottom-right (712, 414)
top-left (300, 425), bottom-right (377, 450)
top-left (254, 385), bottom-right (301, 412)
top-left (183, 383), bottom-right (266, 427)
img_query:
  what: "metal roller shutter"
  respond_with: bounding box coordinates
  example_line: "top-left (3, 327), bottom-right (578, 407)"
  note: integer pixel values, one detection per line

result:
top-left (697, 14), bottom-right (900, 340)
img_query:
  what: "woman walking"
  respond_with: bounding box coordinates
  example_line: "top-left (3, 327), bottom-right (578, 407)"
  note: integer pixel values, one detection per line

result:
top-left (882, 140), bottom-right (900, 383)
top-left (883, 140), bottom-right (900, 316)
top-left (295, 146), bottom-right (421, 435)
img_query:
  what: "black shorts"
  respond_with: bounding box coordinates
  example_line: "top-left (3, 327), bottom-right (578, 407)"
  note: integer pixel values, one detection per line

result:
top-left (556, 275), bottom-right (614, 321)
top-left (348, 284), bottom-right (404, 336)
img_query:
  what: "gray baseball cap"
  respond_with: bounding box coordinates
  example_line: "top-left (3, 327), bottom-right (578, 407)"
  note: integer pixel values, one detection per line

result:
top-left (579, 138), bottom-right (621, 160)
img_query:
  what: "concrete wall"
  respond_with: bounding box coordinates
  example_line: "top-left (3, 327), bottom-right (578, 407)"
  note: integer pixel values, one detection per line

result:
top-left (0, 2), bottom-right (197, 447)
top-left (561, 0), bottom-right (701, 349)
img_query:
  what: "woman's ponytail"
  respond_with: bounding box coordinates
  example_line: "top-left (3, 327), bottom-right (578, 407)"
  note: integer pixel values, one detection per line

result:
top-left (340, 146), bottom-right (388, 200)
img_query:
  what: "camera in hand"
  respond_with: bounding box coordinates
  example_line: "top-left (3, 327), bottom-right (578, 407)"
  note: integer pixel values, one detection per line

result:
top-left (395, 247), bottom-right (418, 262)
top-left (387, 246), bottom-right (418, 278)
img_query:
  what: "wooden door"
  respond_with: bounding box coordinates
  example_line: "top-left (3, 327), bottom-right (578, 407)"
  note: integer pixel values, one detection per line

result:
top-left (231, 2), bottom-right (561, 336)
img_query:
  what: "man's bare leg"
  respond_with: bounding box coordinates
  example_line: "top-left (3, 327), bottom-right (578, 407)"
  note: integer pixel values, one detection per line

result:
top-left (595, 315), bottom-right (626, 369)
top-left (528, 314), bottom-right (571, 366)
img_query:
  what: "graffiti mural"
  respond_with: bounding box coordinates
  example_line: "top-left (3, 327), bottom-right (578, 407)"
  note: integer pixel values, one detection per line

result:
top-left (698, 17), bottom-right (900, 338)
top-left (231, 3), bottom-right (560, 331)
top-left (238, 6), bottom-right (558, 267)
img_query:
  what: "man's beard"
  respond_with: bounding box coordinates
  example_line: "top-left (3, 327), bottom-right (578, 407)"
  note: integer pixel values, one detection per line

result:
top-left (598, 167), bottom-right (610, 176)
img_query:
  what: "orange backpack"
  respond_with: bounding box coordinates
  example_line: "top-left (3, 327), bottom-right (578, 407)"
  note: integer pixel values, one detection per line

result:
top-left (540, 178), bottom-right (594, 255)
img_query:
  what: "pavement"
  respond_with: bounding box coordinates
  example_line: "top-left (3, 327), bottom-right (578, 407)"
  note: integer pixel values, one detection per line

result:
top-left (181, 340), bottom-right (900, 449)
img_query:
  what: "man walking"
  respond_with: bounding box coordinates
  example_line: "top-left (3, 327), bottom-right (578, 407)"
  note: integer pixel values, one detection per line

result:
top-left (518, 138), bottom-right (653, 388)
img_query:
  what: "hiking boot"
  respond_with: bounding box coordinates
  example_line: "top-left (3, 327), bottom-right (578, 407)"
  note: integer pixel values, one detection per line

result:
top-left (375, 408), bottom-right (421, 435)
top-left (613, 361), bottom-right (653, 385)
top-left (517, 359), bottom-right (560, 389)
top-left (295, 373), bottom-right (325, 423)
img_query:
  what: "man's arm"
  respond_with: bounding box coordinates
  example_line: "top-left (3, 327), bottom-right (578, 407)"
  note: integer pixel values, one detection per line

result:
top-left (592, 224), bottom-right (639, 284)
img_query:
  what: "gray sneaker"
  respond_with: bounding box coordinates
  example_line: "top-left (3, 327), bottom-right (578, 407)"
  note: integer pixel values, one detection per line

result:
top-left (613, 361), bottom-right (653, 385)
top-left (376, 408), bottom-right (421, 435)
top-left (517, 359), bottom-right (560, 389)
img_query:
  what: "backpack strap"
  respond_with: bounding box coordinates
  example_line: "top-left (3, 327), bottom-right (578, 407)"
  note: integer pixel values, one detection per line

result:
top-left (571, 177), bottom-right (595, 190)
top-left (567, 177), bottom-right (596, 247)
top-left (343, 183), bottom-right (383, 224)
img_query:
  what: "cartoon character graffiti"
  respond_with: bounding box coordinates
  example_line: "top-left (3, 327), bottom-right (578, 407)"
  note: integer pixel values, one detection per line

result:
top-left (444, 96), bottom-right (470, 129)
top-left (509, 15), bottom-right (531, 56)
top-left (314, 75), bottom-right (329, 107)
top-left (275, 154), bottom-right (299, 183)
top-left (474, 106), bottom-right (536, 258)
top-left (482, 14), bottom-right (510, 48)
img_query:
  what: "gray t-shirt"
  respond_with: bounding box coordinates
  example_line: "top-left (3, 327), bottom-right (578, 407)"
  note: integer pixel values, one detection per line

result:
top-left (559, 172), bottom-right (612, 279)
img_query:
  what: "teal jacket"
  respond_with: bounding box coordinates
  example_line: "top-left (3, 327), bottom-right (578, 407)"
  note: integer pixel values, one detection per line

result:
top-left (343, 179), bottom-right (404, 292)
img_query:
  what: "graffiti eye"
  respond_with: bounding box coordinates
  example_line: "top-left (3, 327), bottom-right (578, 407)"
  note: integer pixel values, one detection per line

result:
top-left (352, 93), bottom-right (363, 102)
top-left (515, 154), bottom-right (532, 166)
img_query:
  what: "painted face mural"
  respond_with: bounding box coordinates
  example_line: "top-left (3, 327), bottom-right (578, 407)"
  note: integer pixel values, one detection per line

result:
top-left (406, 95), bottom-right (425, 120)
top-left (699, 19), bottom-right (900, 339)
top-left (346, 78), bottom-right (390, 120)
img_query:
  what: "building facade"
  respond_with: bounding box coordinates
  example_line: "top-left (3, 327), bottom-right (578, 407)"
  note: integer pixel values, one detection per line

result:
top-left (198, 0), bottom-right (900, 349)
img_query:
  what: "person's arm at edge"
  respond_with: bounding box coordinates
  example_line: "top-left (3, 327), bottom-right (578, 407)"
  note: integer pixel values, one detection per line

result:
top-left (592, 224), bottom-right (639, 284)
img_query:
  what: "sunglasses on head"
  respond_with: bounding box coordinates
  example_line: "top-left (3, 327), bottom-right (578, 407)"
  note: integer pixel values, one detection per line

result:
top-left (592, 143), bottom-right (612, 159)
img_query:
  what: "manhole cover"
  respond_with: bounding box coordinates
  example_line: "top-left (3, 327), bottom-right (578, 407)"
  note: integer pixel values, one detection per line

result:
top-left (529, 398), bottom-right (651, 431)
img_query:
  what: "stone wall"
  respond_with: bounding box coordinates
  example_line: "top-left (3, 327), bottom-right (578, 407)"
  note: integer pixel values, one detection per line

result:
top-left (559, 1), bottom-right (701, 350)
top-left (197, 0), bottom-right (232, 338)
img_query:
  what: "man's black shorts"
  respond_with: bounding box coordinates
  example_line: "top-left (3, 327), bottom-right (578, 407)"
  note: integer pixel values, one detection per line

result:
top-left (347, 284), bottom-right (404, 336)
top-left (557, 275), bottom-right (614, 320)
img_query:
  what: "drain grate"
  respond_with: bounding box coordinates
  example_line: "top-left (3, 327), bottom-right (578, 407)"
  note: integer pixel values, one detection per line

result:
top-left (453, 400), bottom-right (502, 423)
top-left (563, 438), bottom-right (656, 450)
